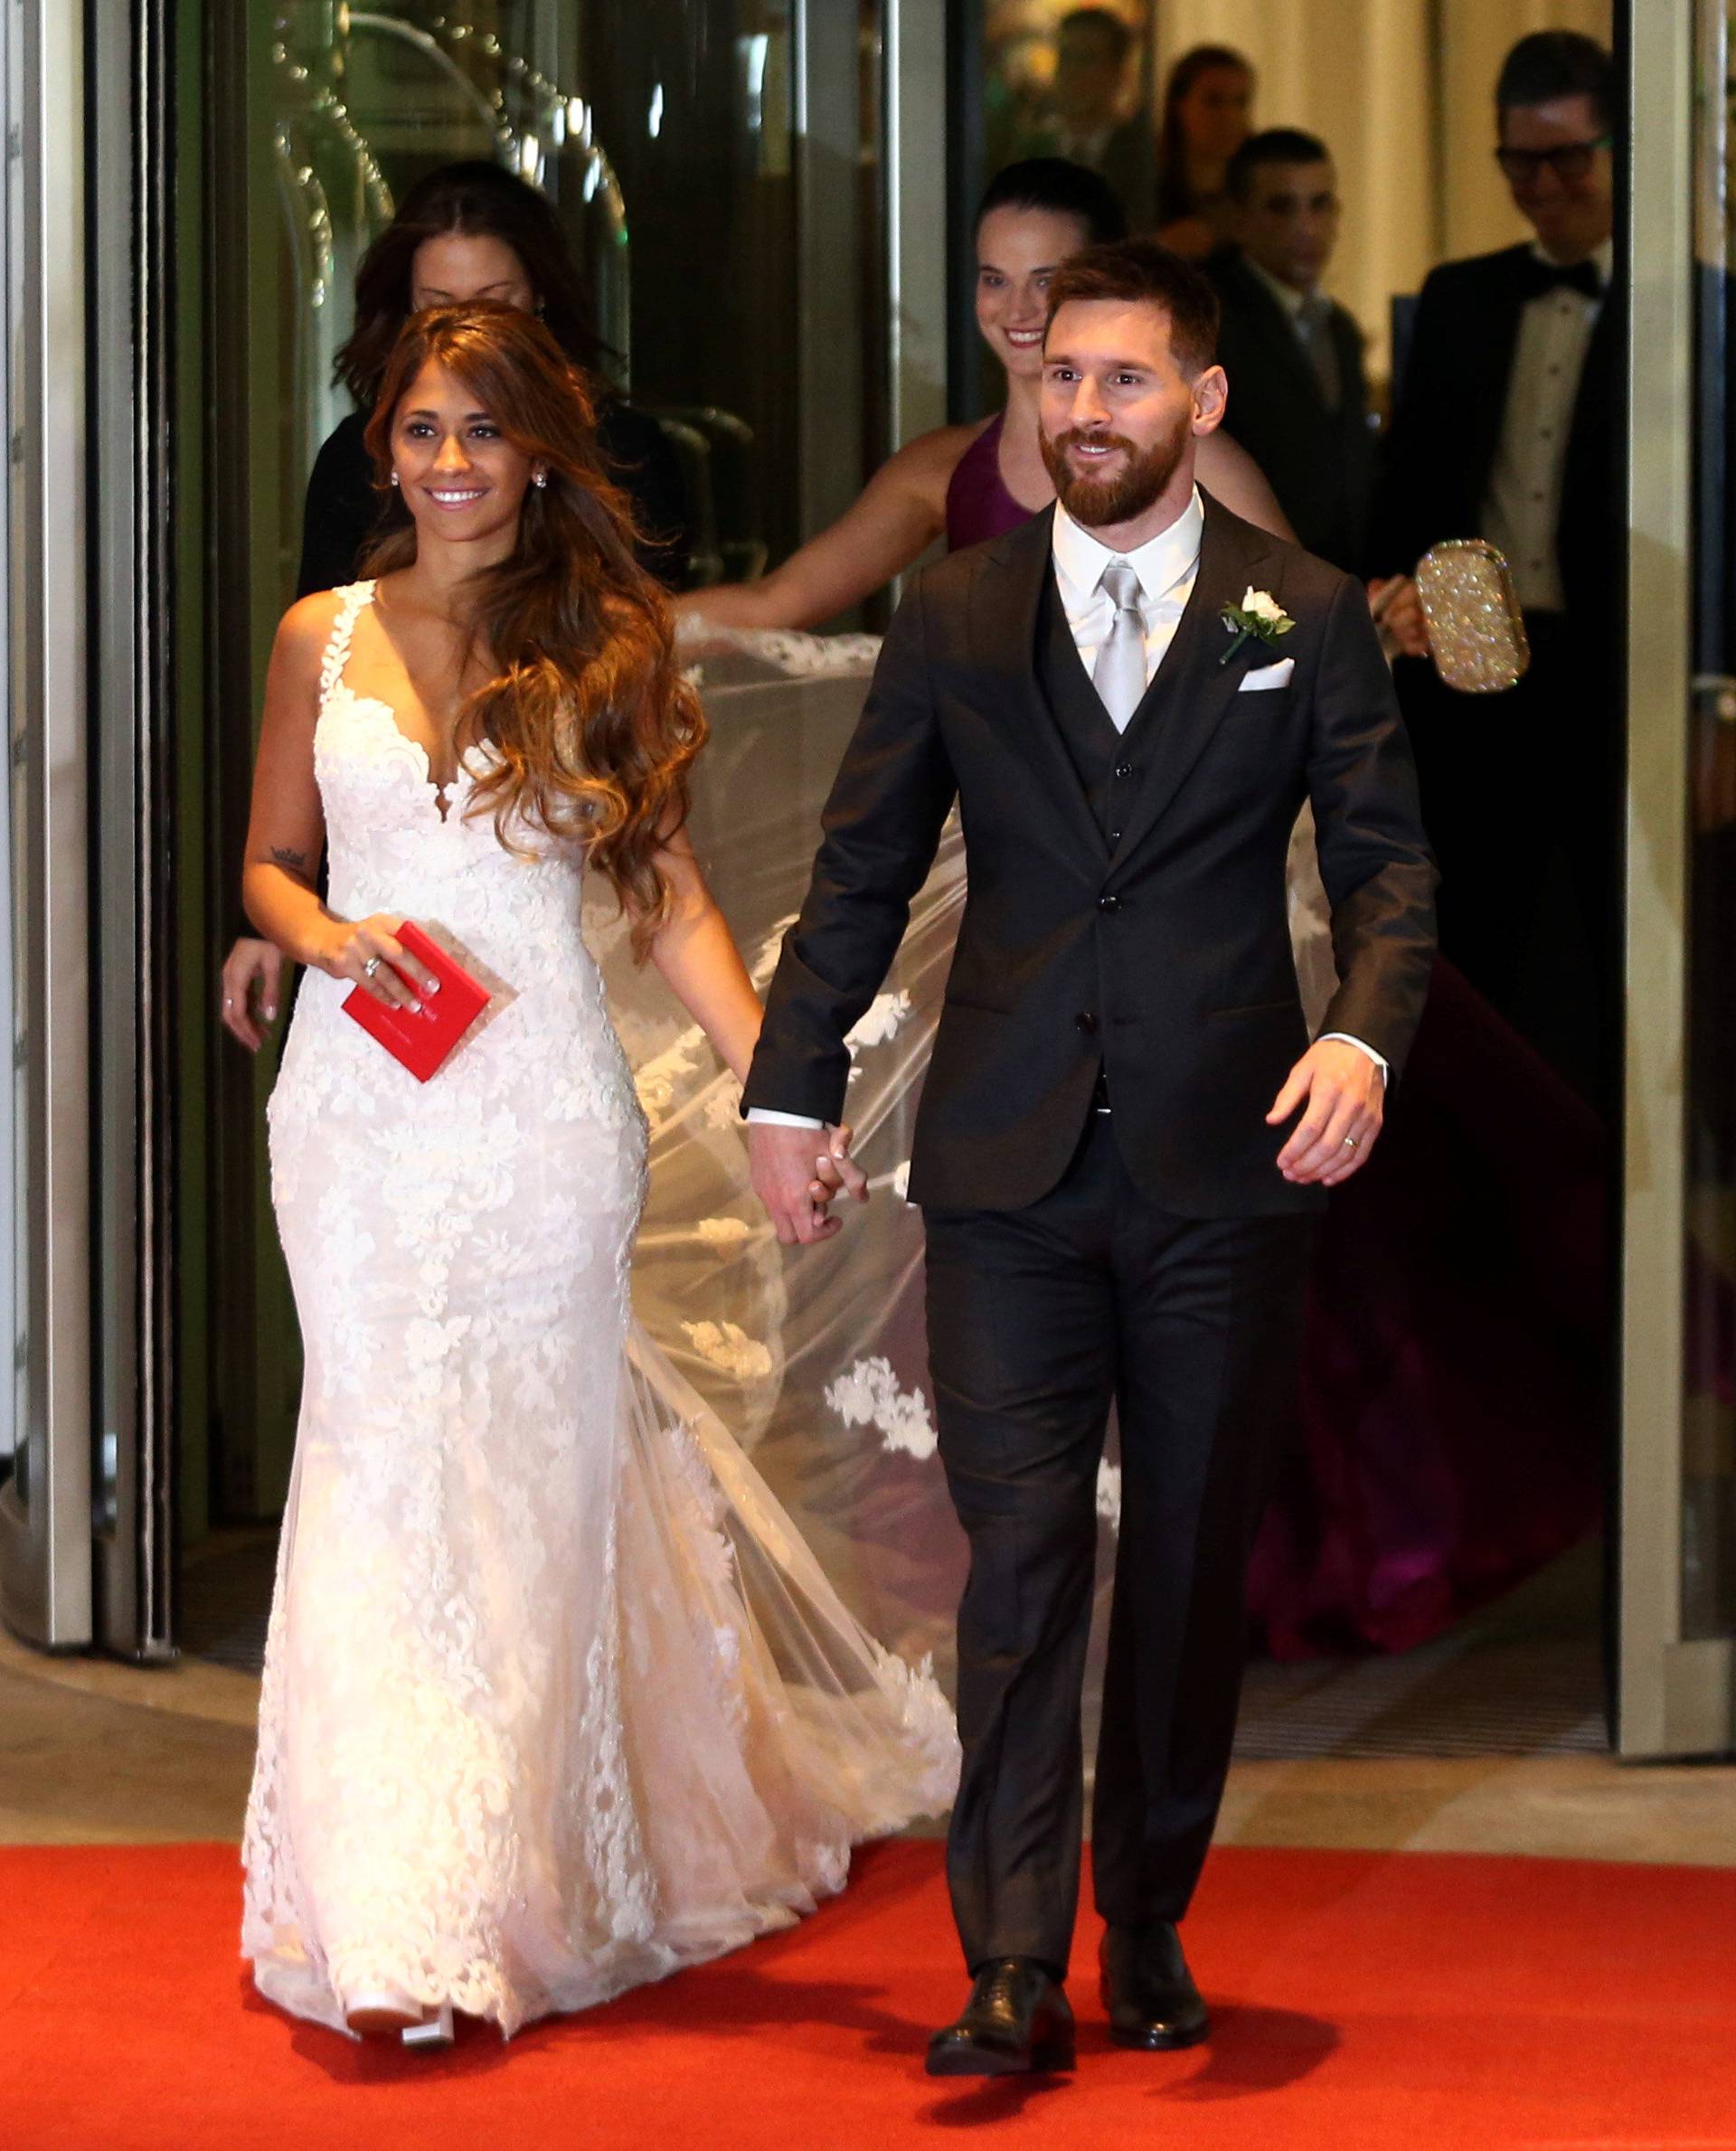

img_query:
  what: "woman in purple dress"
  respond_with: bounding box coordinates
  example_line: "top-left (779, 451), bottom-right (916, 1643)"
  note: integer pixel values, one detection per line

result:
top-left (677, 159), bottom-right (1289, 632)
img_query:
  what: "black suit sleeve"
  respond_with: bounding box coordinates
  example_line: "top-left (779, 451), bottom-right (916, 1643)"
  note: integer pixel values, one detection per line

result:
top-left (595, 401), bottom-right (693, 590)
top-left (1307, 574), bottom-right (1439, 1077)
top-left (742, 572), bottom-right (958, 1123)
top-left (1368, 265), bottom-right (1458, 579)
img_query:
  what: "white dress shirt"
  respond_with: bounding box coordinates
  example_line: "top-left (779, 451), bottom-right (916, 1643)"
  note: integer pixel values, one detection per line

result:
top-left (1244, 256), bottom-right (1342, 409)
top-left (1050, 488), bottom-right (1203, 709)
top-left (750, 486), bottom-right (1383, 1128)
top-left (1480, 239), bottom-right (1611, 614)
top-left (1055, 124), bottom-right (1114, 168)
top-left (1246, 253), bottom-right (1312, 326)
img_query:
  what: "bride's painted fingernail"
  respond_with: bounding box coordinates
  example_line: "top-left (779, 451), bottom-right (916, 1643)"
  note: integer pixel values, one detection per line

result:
top-left (426, 977), bottom-right (441, 995)
top-left (409, 1000), bottom-right (423, 1014)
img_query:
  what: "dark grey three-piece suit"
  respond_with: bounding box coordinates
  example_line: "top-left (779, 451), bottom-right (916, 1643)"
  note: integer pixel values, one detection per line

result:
top-left (746, 492), bottom-right (1437, 1975)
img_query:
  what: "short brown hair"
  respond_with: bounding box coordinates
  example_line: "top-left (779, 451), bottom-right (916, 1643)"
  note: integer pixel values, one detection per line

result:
top-left (1043, 239), bottom-right (1221, 377)
top-left (1496, 31), bottom-right (1614, 135)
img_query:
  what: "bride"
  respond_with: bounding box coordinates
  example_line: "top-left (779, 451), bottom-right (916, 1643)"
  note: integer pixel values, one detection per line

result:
top-left (237, 300), bottom-right (957, 2045)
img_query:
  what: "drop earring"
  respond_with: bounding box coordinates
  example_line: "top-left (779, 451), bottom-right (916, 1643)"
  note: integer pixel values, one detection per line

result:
top-left (533, 469), bottom-right (547, 489)
top-left (389, 469), bottom-right (401, 487)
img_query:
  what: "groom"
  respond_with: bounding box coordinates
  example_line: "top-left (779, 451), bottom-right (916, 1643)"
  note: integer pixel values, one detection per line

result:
top-left (745, 240), bottom-right (1436, 2077)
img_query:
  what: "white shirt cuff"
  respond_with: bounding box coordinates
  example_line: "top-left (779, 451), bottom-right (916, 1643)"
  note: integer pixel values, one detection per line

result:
top-left (1319, 1032), bottom-right (1389, 1082)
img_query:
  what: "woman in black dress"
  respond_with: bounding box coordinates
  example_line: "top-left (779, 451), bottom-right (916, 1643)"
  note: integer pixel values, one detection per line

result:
top-left (223, 161), bottom-right (690, 1047)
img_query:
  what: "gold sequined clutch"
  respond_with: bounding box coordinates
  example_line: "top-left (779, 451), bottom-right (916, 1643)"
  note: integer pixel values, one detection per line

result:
top-left (1415, 540), bottom-right (1531, 693)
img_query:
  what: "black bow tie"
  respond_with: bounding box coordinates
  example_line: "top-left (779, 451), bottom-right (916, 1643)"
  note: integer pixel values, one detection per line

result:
top-left (1518, 254), bottom-right (1603, 301)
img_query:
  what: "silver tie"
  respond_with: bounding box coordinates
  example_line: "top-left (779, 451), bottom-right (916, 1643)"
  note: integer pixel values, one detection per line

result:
top-left (1092, 560), bottom-right (1147, 731)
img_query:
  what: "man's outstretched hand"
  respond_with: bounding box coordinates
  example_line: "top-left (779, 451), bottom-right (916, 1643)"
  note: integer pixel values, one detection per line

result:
top-left (750, 1121), bottom-right (871, 1246)
top-left (1267, 1039), bottom-right (1384, 1186)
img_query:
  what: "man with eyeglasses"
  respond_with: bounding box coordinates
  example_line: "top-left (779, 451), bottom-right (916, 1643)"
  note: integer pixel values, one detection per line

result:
top-left (1372, 31), bottom-right (1619, 1113)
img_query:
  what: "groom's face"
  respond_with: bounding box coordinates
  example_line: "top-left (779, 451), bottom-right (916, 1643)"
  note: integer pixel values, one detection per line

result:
top-left (1039, 298), bottom-right (1226, 532)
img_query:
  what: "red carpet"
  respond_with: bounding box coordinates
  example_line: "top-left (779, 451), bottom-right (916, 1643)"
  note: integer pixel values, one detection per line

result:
top-left (5, 1838), bottom-right (1734, 2150)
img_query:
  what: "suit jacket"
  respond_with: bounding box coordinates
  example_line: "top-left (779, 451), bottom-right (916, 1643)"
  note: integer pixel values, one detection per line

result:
top-left (1368, 242), bottom-right (1623, 634)
top-left (1014, 115), bottom-right (1156, 227)
top-left (1208, 249), bottom-right (1373, 573)
top-left (743, 495), bottom-right (1438, 1219)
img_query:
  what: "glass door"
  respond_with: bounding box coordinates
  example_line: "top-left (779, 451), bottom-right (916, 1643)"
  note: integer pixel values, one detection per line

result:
top-left (1618, 0), bottom-right (1736, 1754)
top-left (0, 0), bottom-right (97, 1651)
top-left (160, 0), bottom-right (923, 1662)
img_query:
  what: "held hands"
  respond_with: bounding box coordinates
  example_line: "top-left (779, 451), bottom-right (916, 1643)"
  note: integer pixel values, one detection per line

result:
top-left (220, 938), bottom-right (285, 1052)
top-left (316, 913), bottom-right (439, 1012)
top-left (1267, 1039), bottom-right (1384, 1187)
top-left (749, 1121), bottom-right (871, 1246)
top-left (1367, 575), bottom-right (1429, 662)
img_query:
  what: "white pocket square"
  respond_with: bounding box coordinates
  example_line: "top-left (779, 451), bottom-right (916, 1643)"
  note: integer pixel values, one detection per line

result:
top-left (1237, 657), bottom-right (1294, 692)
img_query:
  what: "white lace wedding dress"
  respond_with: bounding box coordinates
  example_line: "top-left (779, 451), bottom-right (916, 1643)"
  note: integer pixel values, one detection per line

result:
top-left (241, 583), bottom-right (958, 2039)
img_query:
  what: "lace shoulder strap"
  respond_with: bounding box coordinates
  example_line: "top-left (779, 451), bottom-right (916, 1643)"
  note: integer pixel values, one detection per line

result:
top-left (317, 580), bottom-right (376, 702)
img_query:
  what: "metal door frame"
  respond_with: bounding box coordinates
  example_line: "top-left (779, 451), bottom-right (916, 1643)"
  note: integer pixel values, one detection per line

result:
top-left (883, 0), bottom-right (948, 453)
top-left (0, 0), bottom-right (94, 1650)
top-left (90, 0), bottom-right (176, 1661)
top-left (1618, 0), bottom-right (1735, 1755)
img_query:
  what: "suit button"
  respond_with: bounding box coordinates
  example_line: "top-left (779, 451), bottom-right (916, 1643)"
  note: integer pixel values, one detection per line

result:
top-left (1109, 828), bottom-right (1123, 844)
top-left (1075, 1011), bottom-right (1099, 1035)
top-left (1098, 893), bottom-right (1120, 913)
top-left (1114, 762), bottom-right (1134, 779)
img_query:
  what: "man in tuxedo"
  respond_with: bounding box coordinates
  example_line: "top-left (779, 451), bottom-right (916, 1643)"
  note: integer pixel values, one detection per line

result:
top-left (1208, 128), bottom-right (1373, 573)
top-left (745, 241), bottom-right (1436, 2077)
top-left (1372, 31), bottom-right (1619, 1106)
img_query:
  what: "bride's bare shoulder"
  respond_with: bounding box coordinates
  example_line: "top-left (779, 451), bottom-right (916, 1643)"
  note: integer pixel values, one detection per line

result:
top-left (269, 588), bottom-right (352, 681)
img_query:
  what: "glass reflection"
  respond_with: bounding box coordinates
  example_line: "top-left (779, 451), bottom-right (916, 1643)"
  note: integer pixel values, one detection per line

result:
top-left (198, 0), bottom-right (816, 1529)
top-left (260, 0), bottom-right (806, 591)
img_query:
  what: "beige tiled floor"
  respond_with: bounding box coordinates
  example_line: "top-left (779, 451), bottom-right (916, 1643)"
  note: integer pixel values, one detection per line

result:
top-left (4, 1618), bottom-right (1732, 1863)
top-left (0, 1625), bottom-right (256, 1845)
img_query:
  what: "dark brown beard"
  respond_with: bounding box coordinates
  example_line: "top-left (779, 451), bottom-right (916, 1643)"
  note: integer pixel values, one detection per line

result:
top-left (1039, 417), bottom-right (1189, 528)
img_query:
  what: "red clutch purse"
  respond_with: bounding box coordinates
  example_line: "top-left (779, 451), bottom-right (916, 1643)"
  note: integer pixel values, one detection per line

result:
top-left (341, 920), bottom-right (491, 1082)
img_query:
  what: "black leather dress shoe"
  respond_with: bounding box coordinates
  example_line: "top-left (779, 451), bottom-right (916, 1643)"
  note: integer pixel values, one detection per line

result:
top-left (1099, 1923), bottom-right (1210, 2051)
top-left (925, 1958), bottom-right (1076, 2077)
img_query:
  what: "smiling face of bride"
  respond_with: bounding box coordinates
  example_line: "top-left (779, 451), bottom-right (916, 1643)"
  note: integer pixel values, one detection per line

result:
top-left (362, 302), bottom-right (704, 954)
top-left (388, 356), bottom-right (542, 556)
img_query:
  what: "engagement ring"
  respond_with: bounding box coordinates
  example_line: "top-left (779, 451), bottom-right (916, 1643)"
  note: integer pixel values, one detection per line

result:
top-left (363, 956), bottom-right (382, 978)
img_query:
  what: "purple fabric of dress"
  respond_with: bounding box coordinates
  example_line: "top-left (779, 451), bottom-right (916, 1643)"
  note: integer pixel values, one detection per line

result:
top-left (940, 436), bottom-right (1600, 1656)
top-left (1247, 959), bottom-right (1604, 1658)
top-left (945, 413), bottom-right (1036, 550)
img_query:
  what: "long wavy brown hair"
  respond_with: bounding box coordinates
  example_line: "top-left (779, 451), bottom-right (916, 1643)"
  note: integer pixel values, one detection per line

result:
top-left (361, 303), bottom-right (703, 953)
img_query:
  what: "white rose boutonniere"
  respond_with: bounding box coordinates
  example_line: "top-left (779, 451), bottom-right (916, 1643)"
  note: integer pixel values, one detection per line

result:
top-left (1219, 586), bottom-right (1296, 669)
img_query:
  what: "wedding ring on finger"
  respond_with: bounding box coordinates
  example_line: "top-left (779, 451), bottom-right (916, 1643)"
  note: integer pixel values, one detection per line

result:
top-left (1342, 1136), bottom-right (1359, 1150)
top-left (363, 956), bottom-right (382, 979)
